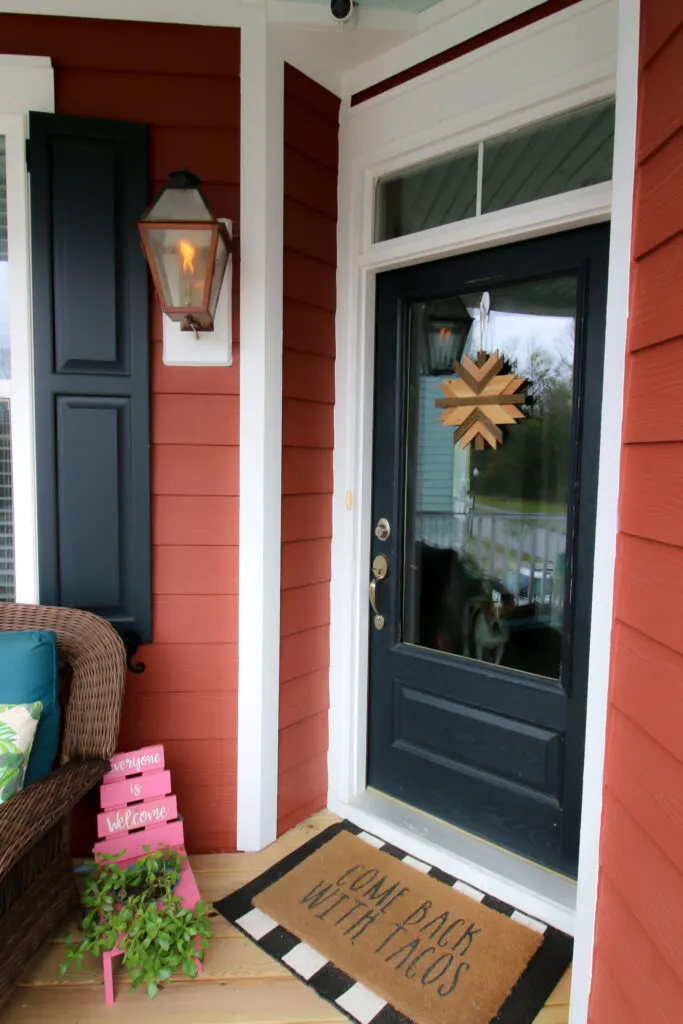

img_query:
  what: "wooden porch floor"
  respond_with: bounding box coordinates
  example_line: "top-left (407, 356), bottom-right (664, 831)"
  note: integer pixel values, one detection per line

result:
top-left (1, 811), bottom-right (571, 1023)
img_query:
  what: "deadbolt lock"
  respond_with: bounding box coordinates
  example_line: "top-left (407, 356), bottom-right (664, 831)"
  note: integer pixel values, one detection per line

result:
top-left (374, 518), bottom-right (391, 542)
top-left (372, 553), bottom-right (389, 580)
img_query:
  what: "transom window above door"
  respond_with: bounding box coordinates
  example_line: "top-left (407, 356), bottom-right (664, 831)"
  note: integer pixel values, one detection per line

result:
top-left (374, 98), bottom-right (616, 243)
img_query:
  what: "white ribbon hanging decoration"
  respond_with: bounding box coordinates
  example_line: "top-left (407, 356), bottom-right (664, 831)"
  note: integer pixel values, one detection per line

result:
top-left (479, 290), bottom-right (491, 352)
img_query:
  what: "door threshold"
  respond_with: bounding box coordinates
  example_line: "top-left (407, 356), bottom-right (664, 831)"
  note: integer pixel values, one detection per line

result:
top-left (329, 789), bottom-right (576, 935)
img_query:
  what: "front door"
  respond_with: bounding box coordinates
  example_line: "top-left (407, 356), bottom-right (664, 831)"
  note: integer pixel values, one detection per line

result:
top-left (367, 225), bottom-right (609, 876)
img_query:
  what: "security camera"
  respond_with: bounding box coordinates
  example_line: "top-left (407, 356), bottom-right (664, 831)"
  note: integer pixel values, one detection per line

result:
top-left (330, 0), bottom-right (357, 23)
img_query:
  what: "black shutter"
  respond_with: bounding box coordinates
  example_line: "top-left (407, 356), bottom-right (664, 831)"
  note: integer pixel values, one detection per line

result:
top-left (29, 112), bottom-right (151, 642)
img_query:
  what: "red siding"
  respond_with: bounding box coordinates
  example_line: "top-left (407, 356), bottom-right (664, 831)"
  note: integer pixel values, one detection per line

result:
top-left (0, 14), bottom-right (240, 853)
top-left (278, 66), bottom-right (339, 835)
top-left (590, 5), bottom-right (683, 1020)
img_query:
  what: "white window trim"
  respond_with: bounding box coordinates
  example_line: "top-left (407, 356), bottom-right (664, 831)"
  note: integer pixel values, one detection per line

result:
top-left (0, 56), bottom-right (54, 604)
top-left (366, 85), bottom-right (616, 253)
top-left (329, 0), bottom-right (634, 984)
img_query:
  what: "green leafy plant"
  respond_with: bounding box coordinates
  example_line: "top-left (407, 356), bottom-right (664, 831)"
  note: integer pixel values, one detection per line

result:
top-left (60, 845), bottom-right (212, 998)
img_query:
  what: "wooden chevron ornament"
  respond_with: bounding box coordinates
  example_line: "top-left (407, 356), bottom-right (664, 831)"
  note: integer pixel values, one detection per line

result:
top-left (436, 349), bottom-right (528, 451)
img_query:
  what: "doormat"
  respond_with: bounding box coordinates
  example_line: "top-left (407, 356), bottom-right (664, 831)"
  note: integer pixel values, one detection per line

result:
top-left (214, 821), bottom-right (572, 1024)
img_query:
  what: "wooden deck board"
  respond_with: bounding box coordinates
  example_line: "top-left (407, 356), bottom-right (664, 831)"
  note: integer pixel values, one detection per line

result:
top-left (2, 810), bottom-right (570, 1023)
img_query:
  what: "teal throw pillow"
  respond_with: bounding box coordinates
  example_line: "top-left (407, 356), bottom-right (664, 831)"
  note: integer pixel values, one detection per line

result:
top-left (0, 630), bottom-right (60, 785)
top-left (0, 701), bottom-right (42, 803)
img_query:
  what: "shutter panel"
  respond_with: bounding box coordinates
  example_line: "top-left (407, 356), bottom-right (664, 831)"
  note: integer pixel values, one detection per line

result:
top-left (29, 112), bottom-right (151, 642)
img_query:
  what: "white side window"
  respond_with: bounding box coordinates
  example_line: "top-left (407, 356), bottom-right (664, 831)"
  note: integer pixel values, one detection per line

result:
top-left (0, 56), bottom-right (54, 603)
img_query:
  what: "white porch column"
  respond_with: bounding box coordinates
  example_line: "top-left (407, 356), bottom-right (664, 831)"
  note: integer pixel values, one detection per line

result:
top-left (569, 0), bottom-right (640, 1019)
top-left (237, 1), bottom-right (284, 851)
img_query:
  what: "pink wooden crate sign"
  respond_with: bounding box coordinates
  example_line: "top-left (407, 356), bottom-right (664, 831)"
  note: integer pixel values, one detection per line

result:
top-left (103, 744), bottom-right (165, 783)
top-left (97, 795), bottom-right (178, 840)
top-left (100, 769), bottom-right (172, 810)
top-left (94, 743), bottom-right (203, 1006)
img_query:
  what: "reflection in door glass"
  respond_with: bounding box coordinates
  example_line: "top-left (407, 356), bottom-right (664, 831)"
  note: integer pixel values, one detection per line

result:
top-left (403, 276), bottom-right (578, 681)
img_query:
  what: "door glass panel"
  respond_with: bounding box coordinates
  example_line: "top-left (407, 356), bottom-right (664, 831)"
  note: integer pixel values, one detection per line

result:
top-left (403, 274), bottom-right (578, 681)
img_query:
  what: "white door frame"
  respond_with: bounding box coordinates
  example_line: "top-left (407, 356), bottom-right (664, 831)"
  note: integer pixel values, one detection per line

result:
top-left (328, 0), bottom-right (637, 999)
top-left (0, 56), bottom-right (54, 604)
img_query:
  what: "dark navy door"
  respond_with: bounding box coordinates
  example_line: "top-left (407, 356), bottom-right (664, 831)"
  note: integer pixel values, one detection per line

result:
top-left (367, 226), bottom-right (609, 876)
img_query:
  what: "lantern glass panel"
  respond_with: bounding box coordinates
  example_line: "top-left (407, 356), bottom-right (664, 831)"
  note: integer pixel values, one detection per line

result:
top-left (208, 230), bottom-right (230, 316)
top-left (146, 187), bottom-right (213, 222)
top-left (145, 226), bottom-right (215, 310)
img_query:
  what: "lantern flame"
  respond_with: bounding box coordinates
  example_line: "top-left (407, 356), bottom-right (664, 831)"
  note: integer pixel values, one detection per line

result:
top-left (179, 240), bottom-right (196, 274)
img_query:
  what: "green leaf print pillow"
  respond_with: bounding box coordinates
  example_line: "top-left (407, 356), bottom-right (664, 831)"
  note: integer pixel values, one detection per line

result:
top-left (0, 702), bottom-right (42, 804)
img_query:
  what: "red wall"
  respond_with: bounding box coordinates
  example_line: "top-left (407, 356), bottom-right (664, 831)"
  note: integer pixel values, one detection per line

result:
top-left (589, 4), bottom-right (683, 1020)
top-left (0, 14), bottom-right (240, 853)
top-left (278, 66), bottom-right (339, 835)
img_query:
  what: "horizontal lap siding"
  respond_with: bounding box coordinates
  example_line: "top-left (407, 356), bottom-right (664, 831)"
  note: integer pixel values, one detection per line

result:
top-left (279, 66), bottom-right (340, 835)
top-left (0, 13), bottom-right (240, 854)
top-left (590, 6), bottom-right (683, 1021)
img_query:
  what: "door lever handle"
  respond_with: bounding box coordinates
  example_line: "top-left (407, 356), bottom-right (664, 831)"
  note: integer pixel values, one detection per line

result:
top-left (369, 578), bottom-right (384, 630)
top-left (369, 553), bottom-right (389, 630)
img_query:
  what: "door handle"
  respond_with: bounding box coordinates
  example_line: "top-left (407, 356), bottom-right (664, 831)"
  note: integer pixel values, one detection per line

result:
top-left (369, 579), bottom-right (384, 630)
top-left (369, 554), bottom-right (389, 630)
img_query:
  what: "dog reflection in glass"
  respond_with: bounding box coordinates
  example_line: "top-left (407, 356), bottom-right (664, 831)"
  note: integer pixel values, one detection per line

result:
top-left (462, 583), bottom-right (510, 665)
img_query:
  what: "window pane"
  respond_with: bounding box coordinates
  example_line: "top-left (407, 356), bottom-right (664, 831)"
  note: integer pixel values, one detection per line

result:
top-left (375, 145), bottom-right (478, 242)
top-left (403, 275), bottom-right (578, 682)
top-left (0, 400), bottom-right (14, 602)
top-left (0, 136), bottom-right (9, 378)
top-left (482, 99), bottom-right (615, 214)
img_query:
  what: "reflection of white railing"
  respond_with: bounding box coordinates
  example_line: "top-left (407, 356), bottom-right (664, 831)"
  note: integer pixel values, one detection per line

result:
top-left (414, 509), bottom-right (567, 610)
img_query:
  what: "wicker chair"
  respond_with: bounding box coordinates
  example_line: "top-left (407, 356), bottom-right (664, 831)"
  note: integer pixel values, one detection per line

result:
top-left (0, 604), bottom-right (127, 1008)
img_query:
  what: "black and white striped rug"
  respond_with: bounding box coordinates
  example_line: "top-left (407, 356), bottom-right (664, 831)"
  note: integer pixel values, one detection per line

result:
top-left (213, 820), bottom-right (572, 1024)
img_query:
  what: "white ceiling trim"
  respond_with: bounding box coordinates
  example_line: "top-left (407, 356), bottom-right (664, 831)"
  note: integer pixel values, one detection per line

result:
top-left (416, 0), bottom-right (527, 31)
top-left (343, 0), bottom-right (555, 96)
top-left (0, 0), bottom-right (415, 31)
top-left (0, 0), bottom-right (245, 26)
top-left (0, 0), bottom-right (418, 97)
top-left (0, 0), bottom-right (601, 107)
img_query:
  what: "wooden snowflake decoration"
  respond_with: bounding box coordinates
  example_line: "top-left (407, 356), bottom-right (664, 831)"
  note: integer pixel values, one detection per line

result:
top-left (436, 350), bottom-right (528, 450)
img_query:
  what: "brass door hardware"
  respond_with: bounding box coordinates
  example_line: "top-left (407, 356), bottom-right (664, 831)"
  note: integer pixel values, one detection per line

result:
top-left (374, 517), bottom-right (391, 541)
top-left (369, 553), bottom-right (389, 629)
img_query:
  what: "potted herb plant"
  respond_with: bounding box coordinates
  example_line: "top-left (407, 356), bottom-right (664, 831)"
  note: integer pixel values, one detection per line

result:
top-left (61, 845), bottom-right (212, 998)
